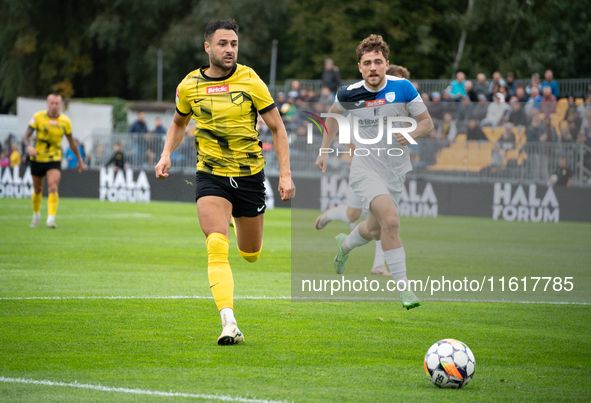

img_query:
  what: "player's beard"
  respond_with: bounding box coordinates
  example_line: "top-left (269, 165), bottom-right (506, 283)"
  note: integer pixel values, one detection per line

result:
top-left (210, 52), bottom-right (236, 73)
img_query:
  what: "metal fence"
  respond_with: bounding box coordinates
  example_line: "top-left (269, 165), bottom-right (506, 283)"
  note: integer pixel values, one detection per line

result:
top-left (87, 132), bottom-right (591, 187)
top-left (282, 78), bottom-right (591, 98)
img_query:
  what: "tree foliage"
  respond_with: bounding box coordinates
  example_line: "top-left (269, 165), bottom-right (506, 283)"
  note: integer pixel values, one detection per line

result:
top-left (0, 0), bottom-right (589, 113)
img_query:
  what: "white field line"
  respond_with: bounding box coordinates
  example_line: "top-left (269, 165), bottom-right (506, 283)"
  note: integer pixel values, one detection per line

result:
top-left (0, 376), bottom-right (291, 403)
top-left (0, 295), bottom-right (588, 305)
top-left (0, 213), bottom-right (152, 219)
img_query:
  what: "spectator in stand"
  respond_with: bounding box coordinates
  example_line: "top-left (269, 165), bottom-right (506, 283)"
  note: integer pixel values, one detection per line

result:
top-left (154, 117), bottom-right (167, 134)
top-left (481, 93), bottom-right (510, 129)
top-left (449, 71), bottom-right (466, 100)
top-left (287, 80), bottom-right (301, 100)
top-left (526, 115), bottom-right (545, 143)
top-left (525, 86), bottom-right (542, 115)
top-left (499, 123), bottom-right (516, 149)
top-left (321, 58), bottom-right (341, 96)
top-left (526, 73), bottom-right (540, 95)
top-left (129, 111), bottom-right (147, 166)
top-left (420, 92), bottom-right (430, 104)
top-left (9, 142), bottom-right (21, 167)
top-left (540, 86), bottom-right (557, 115)
top-left (472, 94), bottom-right (489, 121)
top-left (0, 150), bottom-right (8, 168)
top-left (412, 81), bottom-right (420, 93)
top-left (498, 85), bottom-right (509, 102)
top-left (506, 96), bottom-right (528, 127)
top-left (505, 72), bottom-right (517, 98)
top-left (560, 125), bottom-right (575, 143)
top-left (441, 89), bottom-right (457, 115)
top-left (65, 138), bottom-right (85, 169)
top-left (387, 64), bottom-right (410, 79)
top-left (318, 86), bottom-right (334, 106)
top-left (464, 80), bottom-right (478, 102)
top-left (489, 71), bottom-right (506, 94)
top-left (515, 87), bottom-right (527, 102)
top-left (549, 156), bottom-right (572, 187)
top-left (428, 91), bottom-right (445, 124)
top-left (276, 92), bottom-right (286, 113)
top-left (474, 73), bottom-right (489, 99)
top-left (456, 95), bottom-right (474, 130)
top-left (488, 82), bottom-right (500, 102)
top-left (306, 88), bottom-right (319, 102)
top-left (104, 141), bottom-right (127, 171)
top-left (467, 118), bottom-right (487, 141)
top-left (541, 69), bottom-right (559, 99)
top-left (438, 112), bottom-right (457, 141)
top-left (129, 111), bottom-right (148, 133)
top-left (542, 116), bottom-right (559, 143)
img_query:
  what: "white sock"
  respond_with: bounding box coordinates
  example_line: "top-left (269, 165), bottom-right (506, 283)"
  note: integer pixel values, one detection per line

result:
top-left (46, 215), bottom-right (55, 224)
top-left (384, 247), bottom-right (408, 291)
top-left (325, 204), bottom-right (350, 223)
top-left (220, 308), bottom-right (236, 326)
top-left (372, 240), bottom-right (385, 269)
top-left (33, 213), bottom-right (40, 219)
top-left (342, 224), bottom-right (370, 253)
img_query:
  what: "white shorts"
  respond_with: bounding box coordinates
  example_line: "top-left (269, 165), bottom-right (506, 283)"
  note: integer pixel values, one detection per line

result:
top-left (346, 184), bottom-right (364, 210)
top-left (349, 170), bottom-right (405, 210)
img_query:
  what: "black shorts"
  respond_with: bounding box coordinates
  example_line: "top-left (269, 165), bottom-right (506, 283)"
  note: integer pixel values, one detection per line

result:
top-left (195, 170), bottom-right (266, 218)
top-left (30, 160), bottom-right (61, 177)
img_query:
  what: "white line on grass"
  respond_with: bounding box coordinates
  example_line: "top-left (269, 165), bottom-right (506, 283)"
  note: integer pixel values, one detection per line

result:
top-left (0, 377), bottom-right (291, 403)
top-left (0, 295), bottom-right (588, 305)
top-left (0, 213), bottom-right (152, 219)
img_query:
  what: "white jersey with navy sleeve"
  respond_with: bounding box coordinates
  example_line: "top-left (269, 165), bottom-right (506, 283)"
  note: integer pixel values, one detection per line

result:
top-left (335, 75), bottom-right (426, 182)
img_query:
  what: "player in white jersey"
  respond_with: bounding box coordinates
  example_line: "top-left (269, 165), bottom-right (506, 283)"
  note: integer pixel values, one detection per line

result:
top-left (314, 65), bottom-right (412, 277)
top-left (315, 35), bottom-right (434, 309)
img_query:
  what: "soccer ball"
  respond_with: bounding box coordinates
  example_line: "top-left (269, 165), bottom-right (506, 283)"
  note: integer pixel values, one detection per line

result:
top-left (424, 339), bottom-right (475, 388)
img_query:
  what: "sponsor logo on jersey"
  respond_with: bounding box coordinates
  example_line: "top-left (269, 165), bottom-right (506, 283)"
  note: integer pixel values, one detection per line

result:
top-left (386, 92), bottom-right (396, 102)
top-left (49, 119), bottom-right (58, 125)
top-left (206, 85), bottom-right (230, 94)
top-left (365, 99), bottom-right (385, 107)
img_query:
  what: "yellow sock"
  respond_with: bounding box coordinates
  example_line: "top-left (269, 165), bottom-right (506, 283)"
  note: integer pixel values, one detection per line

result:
top-left (32, 192), bottom-right (42, 214)
top-left (206, 233), bottom-right (234, 311)
top-left (48, 193), bottom-right (59, 216)
top-left (238, 242), bottom-right (262, 263)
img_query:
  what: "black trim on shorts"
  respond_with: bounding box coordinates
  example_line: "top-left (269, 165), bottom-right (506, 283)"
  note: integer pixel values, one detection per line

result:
top-left (258, 103), bottom-right (276, 115)
top-left (195, 170), bottom-right (266, 218)
top-left (30, 160), bottom-right (61, 177)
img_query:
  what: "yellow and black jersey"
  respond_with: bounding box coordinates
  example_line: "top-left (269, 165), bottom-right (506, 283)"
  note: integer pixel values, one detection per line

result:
top-left (175, 63), bottom-right (276, 177)
top-left (28, 111), bottom-right (72, 163)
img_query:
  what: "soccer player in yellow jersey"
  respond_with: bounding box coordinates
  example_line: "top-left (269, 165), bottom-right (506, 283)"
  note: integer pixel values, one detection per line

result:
top-left (155, 19), bottom-right (294, 345)
top-left (23, 93), bottom-right (84, 228)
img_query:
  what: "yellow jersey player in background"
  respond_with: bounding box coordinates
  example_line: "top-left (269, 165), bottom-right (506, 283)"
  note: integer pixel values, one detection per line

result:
top-left (155, 19), bottom-right (294, 345)
top-left (23, 93), bottom-right (84, 228)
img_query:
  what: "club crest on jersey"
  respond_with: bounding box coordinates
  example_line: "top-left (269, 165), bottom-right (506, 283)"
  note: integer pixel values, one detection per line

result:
top-left (207, 85), bottom-right (229, 94)
top-left (366, 99), bottom-right (385, 107)
top-left (386, 92), bottom-right (396, 102)
top-left (231, 91), bottom-right (244, 105)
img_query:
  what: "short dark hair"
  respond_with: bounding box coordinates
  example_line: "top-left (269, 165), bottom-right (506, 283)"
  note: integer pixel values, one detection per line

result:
top-left (204, 19), bottom-right (239, 42)
top-left (356, 34), bottom-right (390, 61)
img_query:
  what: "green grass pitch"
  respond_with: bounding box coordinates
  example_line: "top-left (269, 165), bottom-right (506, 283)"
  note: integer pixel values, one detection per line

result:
top-left (1, 197), bottom-right (590, 402)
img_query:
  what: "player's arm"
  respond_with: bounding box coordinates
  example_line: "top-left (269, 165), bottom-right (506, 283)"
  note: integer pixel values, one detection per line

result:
top-left (395, 109), bottom-right (434, 146)
top-left (260, 107), bottom-right (294, 201)
top-left (23, 126), bottom-right (36, 157)
top-left (315, 102), bottom-right (345, 172)
top-left (65, 134), bottom-right (85, 172)
top-left (155, 111), bottom-right (191, 179)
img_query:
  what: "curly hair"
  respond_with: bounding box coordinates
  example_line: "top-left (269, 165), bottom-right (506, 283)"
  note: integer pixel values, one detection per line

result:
top-left (387, 65), bottom-right (410, 79)
top-left (204, 19), bottom-right (239, 42)
top-left (356, 34), bottom-right (390, 61)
